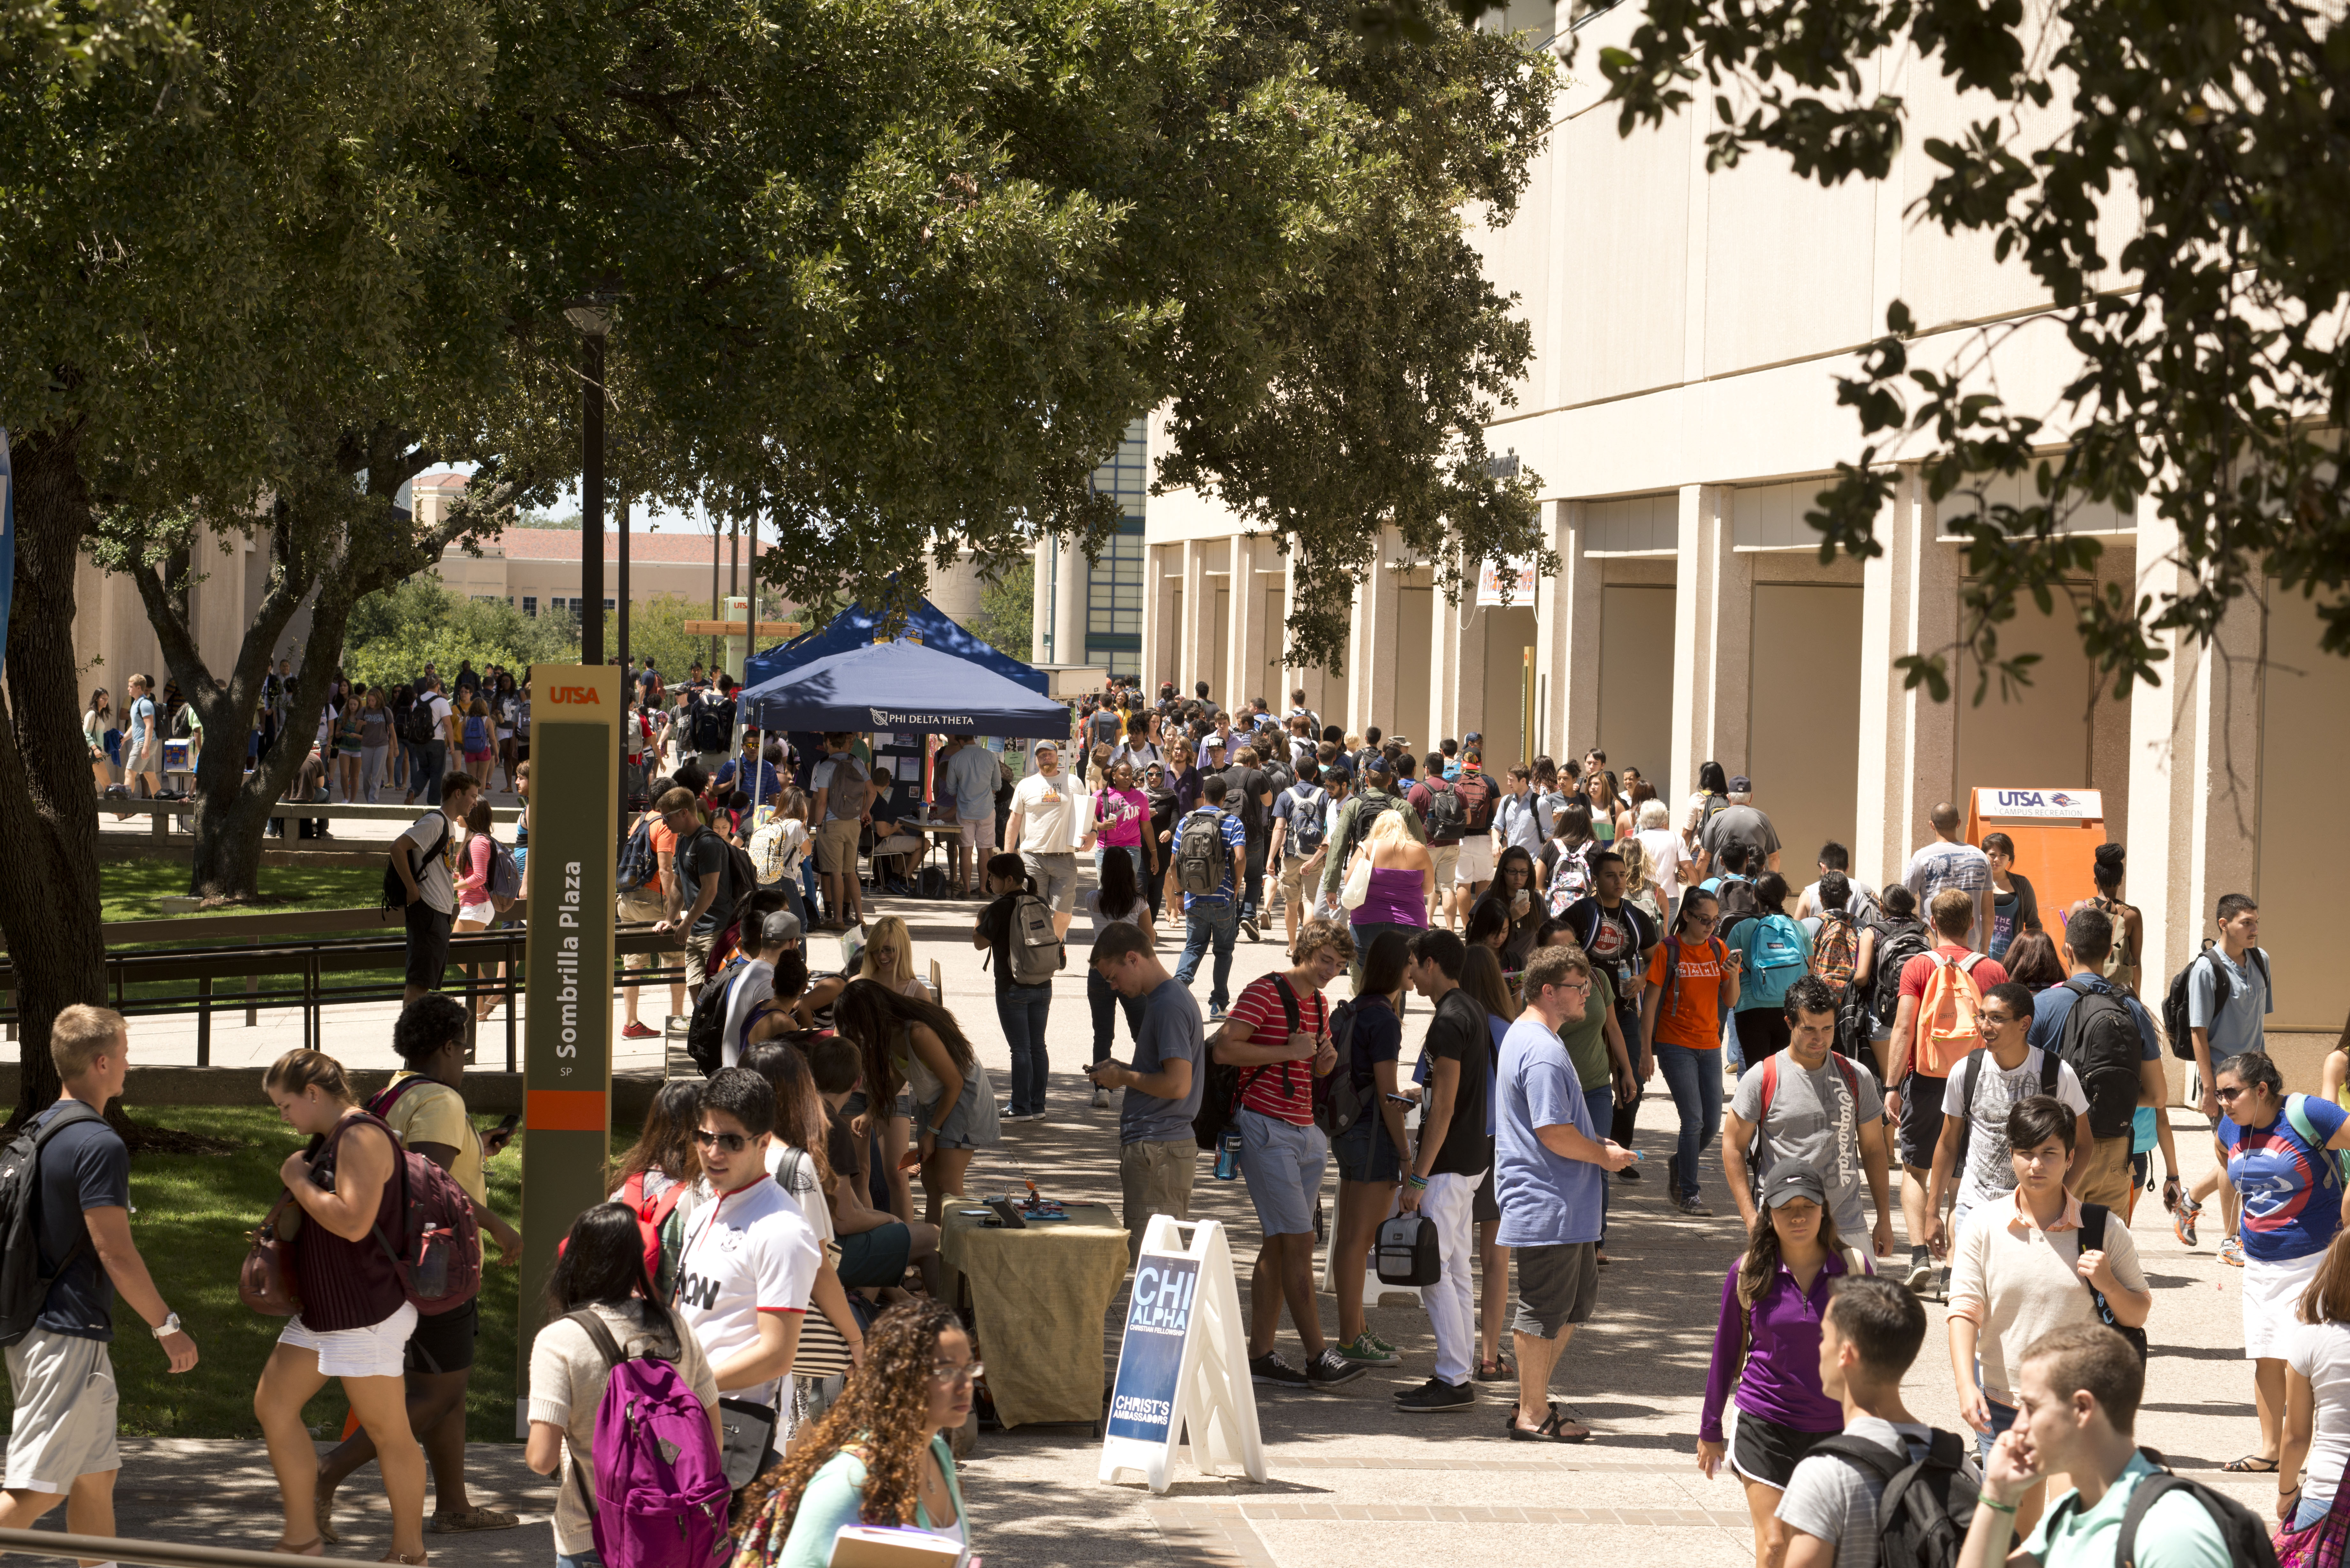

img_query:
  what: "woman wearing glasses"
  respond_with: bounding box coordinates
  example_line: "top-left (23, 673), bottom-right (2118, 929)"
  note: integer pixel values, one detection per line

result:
top-left (1641, 888), bottom-right (1741, 1219)
top-left (731, 1300), bottom-right (976, 1568)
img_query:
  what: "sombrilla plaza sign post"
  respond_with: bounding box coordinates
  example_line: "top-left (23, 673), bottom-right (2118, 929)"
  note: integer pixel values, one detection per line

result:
top-left (515, 664), bottom-right (621, 1426)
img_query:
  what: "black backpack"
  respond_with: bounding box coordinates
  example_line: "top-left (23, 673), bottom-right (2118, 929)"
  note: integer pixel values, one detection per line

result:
top-left (1871, 918), bottom-right (1933, 1030)
top-left (1422, 779), bottom-right (1466, 839)
top-left (382, 815), bottom-right (451, 910)
top-left (1312, 998), bottom-right (1369, 1137)
top-left (2042, 1451), bottom-right (2280, 1568)
top-left (1807, 1427), bottom-right (1979, 1568)
top-left (403, 695), bottom-right (440, 746)
top-left (0, 1101), bottom-right (105, 1347)
top-left (689, 693), bottom-right (732, 754)
top-left (2160, 941), bottom-right (2271, 1061)
top-left (1192, 977), bottom-right (1300, 1151)
top-left (2076, 1204), bottom-right (2150, 1364)
top-left (684, 958), bottom-right (747, 1075)
top-left (1949, 1045), bottom-right (2061, 1185)
top-left (2056, 979), bottom-right (2145, 1142)
top-left (1714, 876), bottom-right (1761, 940)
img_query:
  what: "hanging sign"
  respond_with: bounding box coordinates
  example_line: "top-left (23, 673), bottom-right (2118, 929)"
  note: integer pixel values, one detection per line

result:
top-left (1476, 556), bottom-right (1538, 607)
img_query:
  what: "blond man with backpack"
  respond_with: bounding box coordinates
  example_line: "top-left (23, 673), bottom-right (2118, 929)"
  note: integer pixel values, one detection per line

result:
top-left (1884, 889), bottom-right (2009, 1292)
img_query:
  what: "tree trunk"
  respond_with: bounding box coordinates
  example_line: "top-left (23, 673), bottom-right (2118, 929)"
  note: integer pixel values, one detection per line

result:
top-left (0, 426), bottom-right (110, 1124)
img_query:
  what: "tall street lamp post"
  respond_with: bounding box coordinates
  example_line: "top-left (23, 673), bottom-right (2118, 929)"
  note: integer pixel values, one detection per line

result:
top-left (565, 299), bottom-right (613, 664)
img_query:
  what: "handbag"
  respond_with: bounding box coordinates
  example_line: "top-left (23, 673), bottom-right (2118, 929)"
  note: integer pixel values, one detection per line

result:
top-left (2277, 1479), bottom-right (2350, 1568)
top-left (1339, 849), bottom-right (1373, 912)
top-left (716, 1396), bottom-right (779, 1491)
top-left (1375, 1213), bottom-right (1441, 1286)
top-left (239, 1192), bottom-right (303, 1317)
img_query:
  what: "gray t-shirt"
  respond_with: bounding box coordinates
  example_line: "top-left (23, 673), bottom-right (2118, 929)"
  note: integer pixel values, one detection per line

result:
top-left (1730, 1051), bottom-right (1886, 1240)
top-left (1121, 978), bottom-right (1206, 1146)
top-left (1776, 1416), bottom-right (1950, 1568)
top-left (2187, 946), bottom-right (2270, 1066)
top-left (1701, 803), bottom-right (1782, 867)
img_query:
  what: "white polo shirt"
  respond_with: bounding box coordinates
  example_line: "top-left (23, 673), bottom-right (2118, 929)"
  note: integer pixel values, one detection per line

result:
top-left (673, 1174), bottom-right (821, 1411)
top-left (1010, 769), bottom-right (1083, 852)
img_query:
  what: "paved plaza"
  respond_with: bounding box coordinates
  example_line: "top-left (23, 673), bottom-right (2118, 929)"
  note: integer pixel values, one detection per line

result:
top-left (84, 824), bottom-right (2274, 1567)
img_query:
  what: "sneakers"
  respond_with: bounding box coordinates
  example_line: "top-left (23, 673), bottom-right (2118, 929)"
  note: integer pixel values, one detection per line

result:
top-left (1364, 1329), bottom-right (1399, 1357)
top-left (1616, 1162), bottom-right (1642, 1183)
top-left (2220, 1235), bottom-right (2246, 1268)
top-left (999, 1106), bottom-right (1043, 1123)
top-left (1249, 1353), bottom-right (1310, 1389)
top-left (1240, 916), bottom-right (1260, 943)
top-left (620, 1021), bottom-right (659, 1040)
top-left (1335, 1333), bottom-right (1398, 1367)
top-left (1090, 1087), bottom-right (1111, 1110)
top-left (1906, 1246), bottom-right (1935, 1288)
top-left (1305, 1349), bottom-right (1367, 1388)
top-left (1208, 1003), bottom-right (1227, 1021)
top-left (1672, 1191), bottom-right (1712, 1217)
top-left (1394, 1377), bottom-right (1475, 1413)
top-left (1665, 1154), bottom-right (1708, 1213)
top-left (2174, 1198), bottom-right (2202, 1248)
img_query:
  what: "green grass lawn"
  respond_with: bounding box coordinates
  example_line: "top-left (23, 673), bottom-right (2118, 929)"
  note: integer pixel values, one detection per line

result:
top-left (0, 1105), bottom-right (555, 1442)
top-left (102, 861), bottom-right (386, 927)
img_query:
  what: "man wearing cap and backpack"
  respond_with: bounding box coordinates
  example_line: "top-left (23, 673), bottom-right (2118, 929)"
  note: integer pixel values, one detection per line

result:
top-left (2023, 906), bottom-right (2169, 1214)
top-left (1885, 889), bottom-right (2008, 1292)
top-left (1172, 774), bottom-right (1249, 1020)
top-left (1268, 769), bottom-right (1330, 957)
top-left (1316, 754), bottom-right (1426, 913)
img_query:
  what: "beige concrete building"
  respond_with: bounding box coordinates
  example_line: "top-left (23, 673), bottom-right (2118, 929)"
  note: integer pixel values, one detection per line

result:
top-left (1136, 5), bottom-right (2350, 1056)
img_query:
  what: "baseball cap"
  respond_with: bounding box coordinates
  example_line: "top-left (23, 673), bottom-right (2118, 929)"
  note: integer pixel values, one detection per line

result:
top-left (1465, 731), bottom-right (1482, 743)
top-left (1761, 1163), bottom-right (1828, 1210)
top-left (1035, 739), bottom-right (1059, 755)
top-left (1729, 775), bottom-right (1753, 792)
top-left (1365, 754), bottom-right (1395, 779)
top-left (760, 909), bottom-right (804, 949)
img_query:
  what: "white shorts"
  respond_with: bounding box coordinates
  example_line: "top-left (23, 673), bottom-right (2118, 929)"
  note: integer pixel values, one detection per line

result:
top-left (279, 1301), bottom-right (418, 1380)
top-left (1454, 839), bottom-right (1495, 888)
top-left (2245, 1251), bottom-right (2325, 1360)
top-left (959, 812), bottom-right (997, 852)
top-left (457, 900), bottom-right (498, 926)
top-left (4, 1331), bottom-right (118, 1491)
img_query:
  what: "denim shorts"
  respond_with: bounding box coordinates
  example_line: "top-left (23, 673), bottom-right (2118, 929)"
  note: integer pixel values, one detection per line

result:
top-left (1333, 1113), bottom-right (1402, 1184)
top-left (1236, 1109), bottom-right (1327, 1237)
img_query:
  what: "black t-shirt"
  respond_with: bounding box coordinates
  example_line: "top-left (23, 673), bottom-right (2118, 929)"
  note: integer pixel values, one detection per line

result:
top-left (32, 1103), bottom-right (129, 1340)
top-left (675, 826), bottom-right (732, 937)
top-left (978, 894), bottom-right (1020, 992)
top-left (1424, 989), bottom-right (1495, 1178)
top-left (1563, 895), bottom-right (1657, 995)
top-left (1220, 765), bottom-right (1271, 838)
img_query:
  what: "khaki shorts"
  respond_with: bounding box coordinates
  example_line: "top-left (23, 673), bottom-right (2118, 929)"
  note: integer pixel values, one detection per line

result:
top-left (1427, 841), bottom-right (1461, 893)
top-left (1120, 1138), bottom-right (1200, 1262)
top-left (1277, 855), bottom-right (1306, 899)
top-left (4, 1331), bottom-right (118, 1492)
top-left (959, 812), bottom-right (997, 852)
top-left (2076, 1133), bottom-right (2135, 1210)
top-left (815, 817), bottom-right (862, 875)
top-left (618, 888), bottom-right (674, 973)
top-left (684, 929), bottom-right (722, 993)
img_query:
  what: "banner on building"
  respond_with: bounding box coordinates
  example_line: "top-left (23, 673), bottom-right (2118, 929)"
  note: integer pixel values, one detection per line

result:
top-left (1476, 555), bottom-right (1538, 608)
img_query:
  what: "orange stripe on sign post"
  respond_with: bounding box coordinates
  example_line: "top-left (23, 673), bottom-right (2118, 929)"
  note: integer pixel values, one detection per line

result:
top-left (527, 1090), bottom-right (609, 1132)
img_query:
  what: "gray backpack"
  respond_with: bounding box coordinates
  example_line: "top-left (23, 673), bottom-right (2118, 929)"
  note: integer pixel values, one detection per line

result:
top-left (1007, 892), bottom-right (1062, 986)
top-left (1174, 808), bottom-right (1228, 897)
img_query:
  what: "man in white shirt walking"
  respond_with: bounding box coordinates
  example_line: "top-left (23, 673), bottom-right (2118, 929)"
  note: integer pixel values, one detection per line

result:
top-left (1008, 739), bottom-right (1091, 940)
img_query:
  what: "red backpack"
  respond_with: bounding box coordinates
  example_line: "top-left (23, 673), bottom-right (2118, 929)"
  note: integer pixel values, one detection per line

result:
top-left (360, 1083), bottom-right (484, 1315)
top-left (617, 1169), bottom-right (693, 1296)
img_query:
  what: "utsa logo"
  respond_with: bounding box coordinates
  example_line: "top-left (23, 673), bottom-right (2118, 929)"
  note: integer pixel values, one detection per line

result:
top-left (548, 685), bottom-right (602, 704)
top-left (676, 1271), bottom-right (721, 1312)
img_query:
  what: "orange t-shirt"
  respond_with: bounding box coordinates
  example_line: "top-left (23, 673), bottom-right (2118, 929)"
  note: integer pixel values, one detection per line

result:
top-left (1646, 936), bottom-right (1729, 1050)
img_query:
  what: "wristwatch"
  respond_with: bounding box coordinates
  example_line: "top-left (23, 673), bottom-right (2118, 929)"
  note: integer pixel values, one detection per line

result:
top-left (151, 1311), bottom-right (181, 1340)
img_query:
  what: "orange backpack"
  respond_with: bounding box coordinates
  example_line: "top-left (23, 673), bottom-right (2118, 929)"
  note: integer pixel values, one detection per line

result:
top-left (1916, 950), bottom-right (1989, 1076)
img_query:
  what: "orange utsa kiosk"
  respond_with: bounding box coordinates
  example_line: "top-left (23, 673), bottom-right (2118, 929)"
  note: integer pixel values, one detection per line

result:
top-left (1964, 787), bottom-right (2108, 920)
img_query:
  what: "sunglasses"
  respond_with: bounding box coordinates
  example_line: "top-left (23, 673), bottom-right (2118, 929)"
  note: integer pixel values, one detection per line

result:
top-left (692, 1128), bottom-right (752, 1152)
top-left (2214, 1085), bottom-right (2247, 1103)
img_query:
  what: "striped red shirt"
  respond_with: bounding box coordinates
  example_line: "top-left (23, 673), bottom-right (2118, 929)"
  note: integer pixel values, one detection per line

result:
top-left (1229, 975), bottom-right (1328, 1127)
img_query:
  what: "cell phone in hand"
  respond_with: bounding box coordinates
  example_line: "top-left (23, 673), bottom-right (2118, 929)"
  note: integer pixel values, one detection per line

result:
top-left (494, 1112), bottom-right (520, 1135)
top-left (1383, 1093), bottom-right (1416, 1107)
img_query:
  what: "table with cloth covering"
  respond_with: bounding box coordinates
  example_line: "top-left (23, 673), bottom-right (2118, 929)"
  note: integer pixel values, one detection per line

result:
top-left (937, 1198), bottom-right (1129, 1430)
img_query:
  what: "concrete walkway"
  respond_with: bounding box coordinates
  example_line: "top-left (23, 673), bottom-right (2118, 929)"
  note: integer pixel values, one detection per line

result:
top-left (82, 856), bottom-right (2277, 1568)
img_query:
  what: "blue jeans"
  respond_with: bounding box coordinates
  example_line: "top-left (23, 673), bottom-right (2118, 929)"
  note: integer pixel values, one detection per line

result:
top-left (1176, 900), bottom-right (1239, 1011)
top-left (1976, 1394), bottom-right (2019, 1464)
top-left (559, 1553), bottom-right (605, 1568)
top-left (1652, 1041), bottom-right (1724, 1201)
top-left (1584, 1083), bottom-right (1614, 1244)
top-left (996, 984), bottom-right (1052, 1114)
top-left (1088, 967), bottom-right (1143, 1064)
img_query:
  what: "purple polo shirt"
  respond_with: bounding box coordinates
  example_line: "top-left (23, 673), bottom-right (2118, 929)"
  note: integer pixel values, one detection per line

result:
top-left (1699, 1249), bottom-right (1869, 1442)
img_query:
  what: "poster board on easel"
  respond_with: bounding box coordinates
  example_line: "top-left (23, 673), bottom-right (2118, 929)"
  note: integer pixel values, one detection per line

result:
top-left (1097, 1216), bottom-right (1265, 1494)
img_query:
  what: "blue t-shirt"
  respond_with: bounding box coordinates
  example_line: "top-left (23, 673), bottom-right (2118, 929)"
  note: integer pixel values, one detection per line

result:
top-left (2028, 976), bottom-right (2162, 1062)
top-left (1731, 913), bottom-right (1812, 1012)
top-left (31, 1102), bottom-right (131, 1340)
top-left (943, 744), bottom-right (1000, 822)
top-left (1121, 979), bottom-right (1206, 1146)
top-left (129, 695), bottom-right (155, 750)
top-left (1494, 1014), bottom-right (1603, 1248)
top-left (2220, 1094), bottom-right (2349, 1264)
top-left (1180, 809), bottom-right (1247, 911)
top-left (713, 757), bottom-right (784, 802)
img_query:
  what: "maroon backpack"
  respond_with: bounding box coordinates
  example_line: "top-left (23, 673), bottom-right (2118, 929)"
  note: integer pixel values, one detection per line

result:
top-left (359, 1086), bottom-right (484, 1315)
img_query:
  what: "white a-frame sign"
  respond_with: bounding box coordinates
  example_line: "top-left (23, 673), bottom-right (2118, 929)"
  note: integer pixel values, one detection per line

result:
top-left (1097, 1216), bottom-right (1265, 1493)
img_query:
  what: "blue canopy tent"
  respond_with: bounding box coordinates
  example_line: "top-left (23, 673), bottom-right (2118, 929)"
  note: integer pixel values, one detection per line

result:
top-left (742, 596), bottom-right (1048, 696)
top-left (735, 640), bottom-right (1071, 739)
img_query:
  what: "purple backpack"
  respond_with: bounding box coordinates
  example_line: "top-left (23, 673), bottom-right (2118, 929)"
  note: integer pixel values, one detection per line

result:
top-left (565, 1308), bottom-right (731, 1568)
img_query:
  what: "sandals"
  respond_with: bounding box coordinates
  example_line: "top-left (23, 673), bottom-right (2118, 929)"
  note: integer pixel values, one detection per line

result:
top-left (429, 1507), bottom-right (519, 1533)
top-left (1505, 1401), bottom-right (1591, 1443)
top-left (2222, 1455), bottom-right (2281, 1474)
top-left (271, 1540), bottom-right (324, 1557)
top-left (315, 1492), bottom-right (339, 1546)
top-left (1473, 1357), bottom-right (1513, 1383)
top-left (380, 1554), bottom-right (429, 1566)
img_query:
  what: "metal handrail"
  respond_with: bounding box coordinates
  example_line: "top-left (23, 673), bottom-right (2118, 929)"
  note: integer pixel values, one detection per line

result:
top-left (0, 1525), bottom-right (384, 1568)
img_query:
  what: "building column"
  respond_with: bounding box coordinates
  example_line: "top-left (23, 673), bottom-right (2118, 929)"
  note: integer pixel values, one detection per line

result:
top-left (1346, 529), bottom-right (1402, 740)
top-left (1853, 467), bottom-right (1959, 889)
top-left (2126, 502), bottom-right (2263, 1017)
top-left (1030, 535), bottom-right (1054, 664)
top-left (1429, 570), bottom-right (1465, 751)
top-left (1140, 544), bottom-right (1166, 692)
top-left (1667, 483), bottom-right (1750, 809)
top-left (1535, 500), bottom-right (1600, 765)
top-left (1179, 539), bottom-right (1207, 696)
top-left (1052, 534), bottom-right (1086, 669)
top-left (1225, 534), bottom-right (1259, 712)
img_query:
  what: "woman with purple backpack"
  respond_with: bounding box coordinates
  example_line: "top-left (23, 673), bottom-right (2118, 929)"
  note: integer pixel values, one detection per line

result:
top-left (528, 1204), bottom-right (724, 1568)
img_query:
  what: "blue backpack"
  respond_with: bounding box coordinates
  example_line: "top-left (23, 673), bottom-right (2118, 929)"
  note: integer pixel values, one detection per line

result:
top-left (1744, 914), bottom-right (1811, 1004)
top-left (463, 714), bottom-right (488, 752)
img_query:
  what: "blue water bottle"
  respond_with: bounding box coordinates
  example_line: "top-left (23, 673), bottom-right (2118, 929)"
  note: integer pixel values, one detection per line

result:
top-left (1215, 1129), bottom-right (1242, 1181)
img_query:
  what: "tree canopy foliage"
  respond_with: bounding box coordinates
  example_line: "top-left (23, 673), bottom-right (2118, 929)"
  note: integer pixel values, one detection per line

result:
top-left (1595, 0), bottom-right (2350, 703)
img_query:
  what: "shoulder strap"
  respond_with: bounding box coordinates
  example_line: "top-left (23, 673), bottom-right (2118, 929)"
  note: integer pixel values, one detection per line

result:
top-left (2037, 1043), bottom-right (2061, 1096)
top-left (1760, 1052), bottom-right (1780, 1118)
top-left (1957, 952), bottom-right (1985, 975)
top-left (565, 1306), bottom-right (629, 1372)
top-left (2114, 1466), bottom-right (2193, 1568)
top-left (2285, 1095), bottom-right (2329, 1165)
top-left (1808, 1432), bottom-right (1906, 1479)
